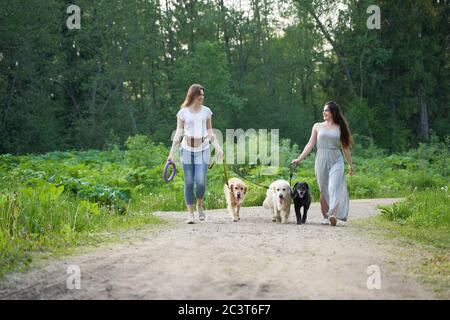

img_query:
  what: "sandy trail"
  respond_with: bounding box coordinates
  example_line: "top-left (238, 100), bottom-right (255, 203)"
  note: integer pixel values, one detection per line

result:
top-left (0, 198), bottom-right (435, 299)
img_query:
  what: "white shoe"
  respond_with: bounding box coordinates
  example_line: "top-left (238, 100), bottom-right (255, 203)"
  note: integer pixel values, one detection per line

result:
top-left (198, 208), bottom-right (206, 221)
top-left (321, 218), bottom-right (329, 225)
top-left (186, 212), bottom-right (195, 224)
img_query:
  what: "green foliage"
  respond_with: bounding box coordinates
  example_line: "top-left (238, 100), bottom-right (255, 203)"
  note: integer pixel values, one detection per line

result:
top-left (1, 0), bottom-right (448, 155)
top-left (173, 41), bottom-right (244, 130)
top-left (351, 134), bottom-right (385, 158)
top-left (406, 136), bottom-right (450, 177)
top-left (0, 171), bottom-right (163, 277)
top-left (0, 138), bottom-right (448, 277)
top-left (379, 188), bottom-right (450, 228)
top-left (125, 135), bottom-right (167, 168)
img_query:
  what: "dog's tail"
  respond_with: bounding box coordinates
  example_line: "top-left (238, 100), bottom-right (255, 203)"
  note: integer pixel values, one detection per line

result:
top-left (263, 197), bottom-right (270, 209)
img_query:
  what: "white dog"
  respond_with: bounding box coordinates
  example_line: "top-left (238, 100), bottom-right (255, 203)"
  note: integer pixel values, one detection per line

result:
top-left (263, 179), bottom-right (292, 224)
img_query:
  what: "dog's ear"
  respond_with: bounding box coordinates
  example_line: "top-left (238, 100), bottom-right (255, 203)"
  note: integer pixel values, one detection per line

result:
top-left (230, 184), bottom-right (234, 191)
top-left (243, 186), bottom-right (247, 194)
top-left (304, 182), bottom-right (310, 189)
top-left (293, 182), bottom-right (299, 188)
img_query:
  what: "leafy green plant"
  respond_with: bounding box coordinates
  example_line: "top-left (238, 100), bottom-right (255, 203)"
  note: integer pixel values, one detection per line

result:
top-left (0, 192), bottom-right (20, 238)
top-left (379, 188), bottom-right (450, 228)
top-left (1, 139), bottom-right (448, 278)
top-left (125, 135), bottom-right (167, 168)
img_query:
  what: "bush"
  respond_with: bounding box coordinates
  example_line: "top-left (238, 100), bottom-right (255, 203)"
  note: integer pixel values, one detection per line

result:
top-left (406, 135), bottom-right (449, 177)
top-left (125, 135), bottom-right (167, 168)
top-left (379, 187), bottom-right (450, 228)
top-left (402, 171), bottom-right (442, 191)
top-left (352, 134), bottom-right (385, 158)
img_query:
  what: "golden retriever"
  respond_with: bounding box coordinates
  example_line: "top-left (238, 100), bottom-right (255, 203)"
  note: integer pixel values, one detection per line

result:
top-left (224, 177), bottom-right (248, 222)
top-left (263, 179), bottom-right (292, 223)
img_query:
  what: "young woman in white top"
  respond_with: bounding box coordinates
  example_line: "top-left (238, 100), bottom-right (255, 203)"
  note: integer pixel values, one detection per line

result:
top-left (167, 84), bottom-right (224, 223)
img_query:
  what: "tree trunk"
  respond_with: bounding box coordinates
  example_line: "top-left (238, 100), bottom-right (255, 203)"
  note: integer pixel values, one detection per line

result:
top-left (218, 0), bottom-right (232, 67)
top-left (163, 0), bottom-right (176, 106)
top-left (262, 0), bottom-right (275, 101)
top-left (2, 75), bottom-right (17, 131)
top-left (122, 81), bottom-right (138, 135)
top-left (237, 23), bottom-right (246, 95)
top-left (252, 0), bottom-right (275, 105)
top-left (299, 0), bottom-right (356, 96)
top-left (149, 64), bottom-right (157, 135)
top-left (99, 86), bottom-right (112, 117)
top-left (390, 100), bottom-right (397, 151)
top-left (188, 0), bottom-right (196, 52)
top-left (66, 83), bottom-right (82, 119)
top-left (120, 42), bottom-right (138, 135)
top-left (420, 93), bottom-right (430, 142)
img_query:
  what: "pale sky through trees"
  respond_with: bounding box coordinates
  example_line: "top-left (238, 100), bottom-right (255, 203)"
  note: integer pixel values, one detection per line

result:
top-left (222, 0), bottom-right (347, 39)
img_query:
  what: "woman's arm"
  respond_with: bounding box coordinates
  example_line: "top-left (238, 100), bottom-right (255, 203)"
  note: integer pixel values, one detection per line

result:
top-left (342, 146), bottom-right (355, 176)
top-left (167, 117), bottom-right (184, 161)
top-left (291, 123), bottom-right (319, 165)
top-left (206, 117), bottom-right (224, 160)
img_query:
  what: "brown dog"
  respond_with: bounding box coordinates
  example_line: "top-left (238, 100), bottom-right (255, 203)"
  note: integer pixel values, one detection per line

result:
top-left (224, 177), bottom-right (248, 222)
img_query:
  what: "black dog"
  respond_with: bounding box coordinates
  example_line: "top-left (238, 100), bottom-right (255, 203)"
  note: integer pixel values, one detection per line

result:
top-left (291, 182), bottom-right (311, 225)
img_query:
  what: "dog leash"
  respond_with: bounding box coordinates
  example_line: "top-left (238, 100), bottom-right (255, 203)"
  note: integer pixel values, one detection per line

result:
top-left (208, 148), bottom-right (216, 169)
top-left (230, 166), bottom-right (271, 190)
top-left (289, 163), bottom-right (297, 186)
top-left (223, 158), bottom-right (230, 188)
top-left (165, 144), bottom-right (215, 182)
top-left (163, 160), bottom-right (177, 183)
top-left (231, 163), bottom-right (298, 190)
top-left (208, 149), bottom-right (299, 190)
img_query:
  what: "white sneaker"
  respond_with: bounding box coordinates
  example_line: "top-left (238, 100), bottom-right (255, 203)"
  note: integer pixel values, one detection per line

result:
top-left (186, 212), bottom-right (195, 224)
top-left (198, 207), bottom-right (206, 221)
top-left (321, 218), bottom-right (329, 225)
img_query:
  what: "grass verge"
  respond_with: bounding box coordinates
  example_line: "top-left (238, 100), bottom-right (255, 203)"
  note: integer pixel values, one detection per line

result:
top-left (0, 207), bottom-right (166, 280)
top-left (350, 190), bottom-right (449, 299)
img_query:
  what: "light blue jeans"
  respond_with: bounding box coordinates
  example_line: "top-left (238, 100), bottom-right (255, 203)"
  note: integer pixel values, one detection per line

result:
top-left (180, 147), bottom-right (211, 205)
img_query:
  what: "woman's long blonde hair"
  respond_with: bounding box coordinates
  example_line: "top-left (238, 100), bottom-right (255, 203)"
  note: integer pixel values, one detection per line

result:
top-left (180, 84), bottom-right (205, 109)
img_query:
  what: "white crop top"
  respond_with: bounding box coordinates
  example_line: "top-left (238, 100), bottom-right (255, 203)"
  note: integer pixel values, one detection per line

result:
top-left (176, 105), bottom-right (213, 151)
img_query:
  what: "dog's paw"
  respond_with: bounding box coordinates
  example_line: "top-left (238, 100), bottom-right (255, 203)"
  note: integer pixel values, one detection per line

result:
top-left (232, 218), bottom-right (238, 222)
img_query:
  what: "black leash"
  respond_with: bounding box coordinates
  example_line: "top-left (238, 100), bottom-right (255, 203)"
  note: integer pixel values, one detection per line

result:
top-left (289, 163), bottom-right (297, 186)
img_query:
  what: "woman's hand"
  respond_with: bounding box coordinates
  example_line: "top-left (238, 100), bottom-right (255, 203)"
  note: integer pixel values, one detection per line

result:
top-left (291, 158), bottom-right (301, 166)
top-left (216, 147), bottom-right (224, 162)
top-left (167, 153), bottom-right (174, 163)
top-left (348, 165), bottom-right (355, 176)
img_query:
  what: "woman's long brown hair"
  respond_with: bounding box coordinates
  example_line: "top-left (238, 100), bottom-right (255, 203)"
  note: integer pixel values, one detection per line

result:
top-left (180, 84), bottom-right (205, 109)
top-left (325, 101), bottom-right (353, 149)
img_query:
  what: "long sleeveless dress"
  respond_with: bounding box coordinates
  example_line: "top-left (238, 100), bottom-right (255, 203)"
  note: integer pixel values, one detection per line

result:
top-left (315, 126), bottom-right (349, 221)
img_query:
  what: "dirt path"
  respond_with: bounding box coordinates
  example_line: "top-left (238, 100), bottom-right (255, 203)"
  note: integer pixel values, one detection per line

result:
top-left (0, 198), bottom-right (436, 299)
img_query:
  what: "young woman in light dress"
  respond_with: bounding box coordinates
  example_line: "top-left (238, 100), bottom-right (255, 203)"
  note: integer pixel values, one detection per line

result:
top-left (291, 101), bottom-right (355, 226)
